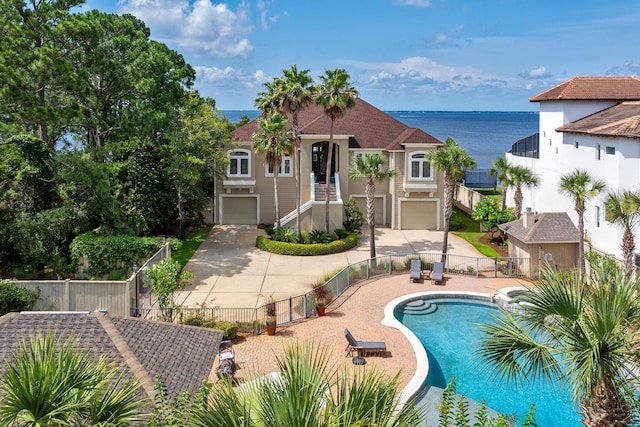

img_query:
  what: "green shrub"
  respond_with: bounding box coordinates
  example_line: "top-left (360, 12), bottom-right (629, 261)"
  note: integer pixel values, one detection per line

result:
top-left (70, 233), bottom-right (180, 277)
top-left (333, 228), bottom-right (349, 239)
top-left (213, 321), bottom-right (238, 340)
top-left (343, 198), bottom-right (364, 234)
top-left (272, 227), bottom-right (298, 243)
top-left (449, 211), bottom-right (464, 230)
top-left (256, 233), bottom-right (359, 256)
top-left (308, 229), bottom-right (332, 244)
top-left (0, 280), bottom-right (40, 316)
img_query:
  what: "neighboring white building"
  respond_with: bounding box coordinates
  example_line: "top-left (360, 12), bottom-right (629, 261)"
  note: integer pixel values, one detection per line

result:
top-left (505, 76), bottom-right (640, 261)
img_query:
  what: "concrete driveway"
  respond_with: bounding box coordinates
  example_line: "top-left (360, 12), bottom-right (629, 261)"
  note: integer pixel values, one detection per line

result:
top-left (176, 225), bottom-right (484, 309)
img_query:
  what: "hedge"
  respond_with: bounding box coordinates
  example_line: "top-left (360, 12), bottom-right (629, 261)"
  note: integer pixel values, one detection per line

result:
top-left (256, 233), bottom-right (359, 256)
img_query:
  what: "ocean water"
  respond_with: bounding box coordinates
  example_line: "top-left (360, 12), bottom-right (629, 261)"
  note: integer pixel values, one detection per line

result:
top-left (223, 110), bottom-right (539, 169)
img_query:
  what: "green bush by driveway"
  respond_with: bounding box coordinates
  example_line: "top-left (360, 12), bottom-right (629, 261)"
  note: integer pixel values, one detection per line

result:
top-left (256, 233), bottom-right (359, 256)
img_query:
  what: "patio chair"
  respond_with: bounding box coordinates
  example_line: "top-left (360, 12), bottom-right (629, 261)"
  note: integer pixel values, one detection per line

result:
top-left (217, 340), bottom-right (237, 379)
top-left (431, 262), bottom-right (444, 285)
top-left (344, 328), bottom-right (387, 357)
top-left (409, 259), bottom-right (422, 283)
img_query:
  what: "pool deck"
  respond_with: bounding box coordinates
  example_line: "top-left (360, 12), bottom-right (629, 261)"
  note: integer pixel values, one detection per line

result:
top-left (230, 273), bottom-right (531, 396)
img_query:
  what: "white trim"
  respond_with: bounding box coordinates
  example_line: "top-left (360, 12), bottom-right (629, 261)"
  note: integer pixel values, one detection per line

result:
top-left (222, 180), bottom-right (256, 193)
top-left (265, 155), bottom-right (293, 177)
top-left (406, 151), bottom-right (434, 181)
top-left (219, 194), bottom-right (260, 225)
top-left (350, 194), bottom-right (387, 225)
top-left (389, 152), bottom-right (396, 229)
top-left (397, 197), bottom-right (440, 230)
top-left (227, 149), bottom-right (252, 178)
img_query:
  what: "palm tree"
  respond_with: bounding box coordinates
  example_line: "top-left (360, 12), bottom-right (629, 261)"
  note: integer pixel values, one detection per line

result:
top-left (559, 169), bottom-right (607, 277)
top-left (187, 342), bottom-right (422, 426)
top-left (604, 189), bottom-right (640, 274)
top-left (316, 68), bottom-right (358, 233)
top-left (349, 153), bottom-right (396, 259)
top-left (508, 164), bottom-right (539, 219)
top-left (427, 137), bottom-right (477, 263)
top-left (478, 254), bottom-right (640, 427)
top-left (252, 112), bottom-right (294, 229)
top-left (276, 66), bottom-right (316, 242)
top-left (488, 157), bottom-right (511, 210)
top-left (0, 333), bottom-right (147, 426)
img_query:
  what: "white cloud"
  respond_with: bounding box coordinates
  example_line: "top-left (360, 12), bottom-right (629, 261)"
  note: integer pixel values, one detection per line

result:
top-left (118, 0), bottom-right (253, 57)
top-left (519, 66), bottom-right (551, 79)
top-left (395, 0), bottom-right (431, 7)
top-left (194, 65), bottom-right (270, 88)
top-left (257, 0), bottom-right (286, 30)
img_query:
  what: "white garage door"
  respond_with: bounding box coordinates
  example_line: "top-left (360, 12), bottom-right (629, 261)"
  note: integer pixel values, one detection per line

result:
top-left (400, 200), bottom-right (437, 230)
top-left (354, 196), bottom-right (385, 225)
top-left (222, 197), bottom-right (257, 225)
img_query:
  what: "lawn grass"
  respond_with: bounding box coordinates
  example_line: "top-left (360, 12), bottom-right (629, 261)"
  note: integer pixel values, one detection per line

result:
top-left (451, 207), bottom-right (501, 258)
top-left (473, 187), bottom-right (503, 202)
top-left (172, 226), bottom-right (212, 269)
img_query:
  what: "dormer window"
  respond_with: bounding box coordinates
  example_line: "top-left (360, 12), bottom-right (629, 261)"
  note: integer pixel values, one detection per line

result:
top-left (409, 152), bottom-right (432, 180)
top-left (228, 149), bottom-right (251, 177)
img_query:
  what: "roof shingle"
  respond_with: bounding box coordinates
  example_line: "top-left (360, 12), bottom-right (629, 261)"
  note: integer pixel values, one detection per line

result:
top-left (556, 101), bottom-right (640, 139)
top-left (231, 98), bottom-right (442, 150)
top-left (499, 212), bottom-right (580, 244)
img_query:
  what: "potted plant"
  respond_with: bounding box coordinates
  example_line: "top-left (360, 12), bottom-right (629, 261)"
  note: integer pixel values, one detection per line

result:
top-left (313, 284), bottom-right (328, 316)
top-left (263, 295), bottom-right (277, 335)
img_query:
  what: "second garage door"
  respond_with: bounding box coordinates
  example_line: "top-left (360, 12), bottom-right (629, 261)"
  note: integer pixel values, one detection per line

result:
top-left (221, 197), bottom-right (258, 225)
top-left (400, 200), bottom-right (438, 229)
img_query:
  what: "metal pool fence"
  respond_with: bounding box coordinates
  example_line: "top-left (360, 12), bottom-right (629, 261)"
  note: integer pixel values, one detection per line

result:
top-left (132, 252), bottom-right (529, 334)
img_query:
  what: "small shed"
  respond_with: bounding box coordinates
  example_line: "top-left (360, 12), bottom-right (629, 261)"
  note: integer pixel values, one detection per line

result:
top-left (499, 211), bottom-right (580, 276)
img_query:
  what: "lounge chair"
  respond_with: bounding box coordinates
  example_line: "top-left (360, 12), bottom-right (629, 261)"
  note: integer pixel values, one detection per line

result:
top-left (409, 259), bottom-right (422, 282)
top-left (344, 328), bottom-right (387, 357)
top-left (431, 262), bottom-right (444, 285)
top-left (217, 340), bottom-right (237, 379)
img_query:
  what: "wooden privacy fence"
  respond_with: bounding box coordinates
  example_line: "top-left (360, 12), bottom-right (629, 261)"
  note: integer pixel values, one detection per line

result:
top-left (11, 278), bottom-right (136, 316)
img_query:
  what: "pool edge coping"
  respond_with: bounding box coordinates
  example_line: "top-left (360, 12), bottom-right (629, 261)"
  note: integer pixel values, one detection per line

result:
top-left (381, 290), bottom-right (494, 406)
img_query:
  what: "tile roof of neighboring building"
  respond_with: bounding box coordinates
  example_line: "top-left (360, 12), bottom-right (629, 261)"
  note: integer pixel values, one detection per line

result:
top-left (499, 212), bottom-right (580, 244)
top-left (530, 76), bottom-right (640, 102)
top-left (231, 98), bottom-right (443, 150)
top-left (0, 311), bottom-right (223, 401)
top-left (556, 101), bottom-right (640, 139)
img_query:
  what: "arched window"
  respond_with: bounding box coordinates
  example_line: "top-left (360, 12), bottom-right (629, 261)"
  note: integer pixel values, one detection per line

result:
top-left (228, 149), bottom-right (251, 177)
top-left (409, 152), bottom-right (431, 179)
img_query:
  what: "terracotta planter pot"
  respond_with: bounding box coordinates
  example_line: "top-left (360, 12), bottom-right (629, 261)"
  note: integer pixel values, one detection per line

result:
top-left (265, 315), bottom-right (277, 336)
top-left (316, 305), bottom-right (326, 316)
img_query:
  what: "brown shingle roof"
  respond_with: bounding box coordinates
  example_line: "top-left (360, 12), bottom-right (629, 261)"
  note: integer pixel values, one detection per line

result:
top-left (530, 76), bottom-right (640, 102)
top-left (556, 101), bottom-right (640, 139)
top-left (231, 98), bottom-right (442, 150)
top-left (499, 212), bottom-right (580, 244)
top-left (0, 312), bottom-right (223, 401)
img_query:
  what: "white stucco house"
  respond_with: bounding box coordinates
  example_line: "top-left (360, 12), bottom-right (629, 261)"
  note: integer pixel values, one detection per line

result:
top-left (505, 76), bottom-right (640, 261)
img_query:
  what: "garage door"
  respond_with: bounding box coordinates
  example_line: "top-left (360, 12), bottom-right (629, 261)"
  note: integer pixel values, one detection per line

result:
top-left (222, 197), bottom-right (257, 225)
top-left (400, 200), bottom-right (437, 230)
top-left (354, 196), bottom-right (384, 225)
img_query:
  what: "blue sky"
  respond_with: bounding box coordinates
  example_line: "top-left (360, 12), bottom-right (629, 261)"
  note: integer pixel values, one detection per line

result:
top-left (81, 0), bottom-right (640, 111)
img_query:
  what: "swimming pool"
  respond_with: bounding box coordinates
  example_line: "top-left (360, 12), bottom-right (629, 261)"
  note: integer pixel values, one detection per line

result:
top-left (388, 293), bottom-right (580, 426)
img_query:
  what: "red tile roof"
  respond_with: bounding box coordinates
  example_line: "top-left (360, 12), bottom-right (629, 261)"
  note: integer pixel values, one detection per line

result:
top-left (556, 101), bottom-right (640, 139)
top-left (231, 98), bottom-right (442, 150)
top-left (530, 76), bottom-right (640, 102)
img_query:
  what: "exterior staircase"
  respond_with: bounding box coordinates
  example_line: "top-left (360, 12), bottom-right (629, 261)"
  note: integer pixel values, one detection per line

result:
top-left (314, 183), bottom-right (337, 202)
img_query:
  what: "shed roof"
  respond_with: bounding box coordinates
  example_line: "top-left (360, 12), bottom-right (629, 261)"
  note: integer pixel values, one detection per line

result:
top-left (231, 98), bottom-right (442, 150)
top-left (530, 76), bottom-right (640, 102)
top-left (499, 212), bottom-right (580, 244)
top-left (0, 311), bottom-right (223, 400)
top-left (556, 101), bottom-right (640, 139)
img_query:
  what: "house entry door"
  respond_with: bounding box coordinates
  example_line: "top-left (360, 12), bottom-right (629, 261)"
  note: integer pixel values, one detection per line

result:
top-left (312, 141), bottom-right (336, 183)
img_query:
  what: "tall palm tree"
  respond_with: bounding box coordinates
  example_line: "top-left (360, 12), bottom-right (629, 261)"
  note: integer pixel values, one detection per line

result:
top-left (427, 137), bottom-right (477, 263)
top-left (252, 112), bottom-right (294, 229)
top-left (604, 189), bottom-right (640, 274)
top-left (187, 342), bottom-right (422, 426)
top-left (316, 68), bottom-right (358, 233)
top-left (488, 157), bottom-right (511, 210)
top-left (349, 153), bottom-right (396, 259)
top-left (0, 333), bottom-right (147, 426)
top-left (478, 255), bottom-right (640, 427)
top-left (508, 164), bottom-right (539, 219)
top-left (559, 169), bottom-right (607, 277)
top-left (276, 66), bottom-right (316, 242)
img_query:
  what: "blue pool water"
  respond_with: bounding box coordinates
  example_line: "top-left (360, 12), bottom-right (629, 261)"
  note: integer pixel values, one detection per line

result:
top-left (397, 299), bottom-right (581, 426)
